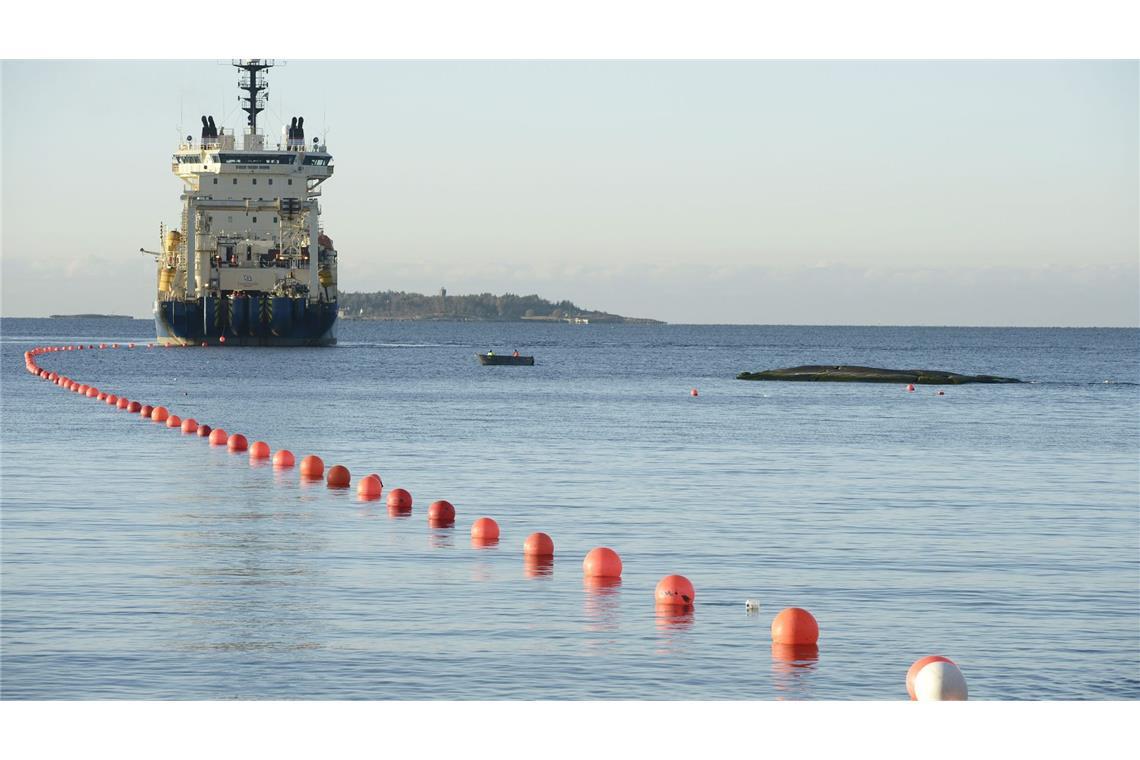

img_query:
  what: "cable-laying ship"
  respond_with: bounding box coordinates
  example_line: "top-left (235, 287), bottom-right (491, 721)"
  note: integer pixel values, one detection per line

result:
top-left (151, 59), bottom-right (337, 345)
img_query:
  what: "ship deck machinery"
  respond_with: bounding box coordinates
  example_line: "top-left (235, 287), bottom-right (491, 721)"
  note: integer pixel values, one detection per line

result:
top-left (153, 60), bottom-right (338, 346)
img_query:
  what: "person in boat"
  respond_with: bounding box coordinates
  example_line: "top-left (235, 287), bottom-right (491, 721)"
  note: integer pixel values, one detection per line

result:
top-left (512, 349), bottom-right (519, 357)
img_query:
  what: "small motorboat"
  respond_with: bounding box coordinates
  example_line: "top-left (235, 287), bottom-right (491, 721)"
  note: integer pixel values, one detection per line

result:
top-left (477, 353), bottom-right (534, 366)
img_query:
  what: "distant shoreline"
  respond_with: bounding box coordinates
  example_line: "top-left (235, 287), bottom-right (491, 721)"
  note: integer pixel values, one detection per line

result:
top-left (48, 314), bottom-right (136, 319)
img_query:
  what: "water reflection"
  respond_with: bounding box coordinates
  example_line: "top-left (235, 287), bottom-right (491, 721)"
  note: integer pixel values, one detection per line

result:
top-left (471, 536), bottom-right (499, 549)
top-left (387, 506), bottom-right (412, 520)
top-left (523, 555), bottom-right (554, 578)
top-left (654, 604), bottom-right (695, 655)
top-left (770, 643), bottom-right (820, 700)
top-left (583, 576), bottom-right (621, 634)
top-left (428, 528), bottom-right (454, 549)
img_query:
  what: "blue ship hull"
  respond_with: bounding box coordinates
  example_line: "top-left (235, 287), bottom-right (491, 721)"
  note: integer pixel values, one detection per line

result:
top-left (155, 296), bottom-right (337, 346)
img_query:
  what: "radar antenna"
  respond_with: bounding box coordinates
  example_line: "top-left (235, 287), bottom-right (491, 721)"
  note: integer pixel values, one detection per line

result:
top-left (232, 59), bottom-right (275, 133)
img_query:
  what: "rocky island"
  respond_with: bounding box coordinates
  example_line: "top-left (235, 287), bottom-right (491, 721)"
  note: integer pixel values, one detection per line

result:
top-left (736, 365), bottom-right (1022, 384)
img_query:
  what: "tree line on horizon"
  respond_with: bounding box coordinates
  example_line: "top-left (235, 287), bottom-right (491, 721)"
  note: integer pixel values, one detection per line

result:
top-left (337, 290), bottom-right (631, 321)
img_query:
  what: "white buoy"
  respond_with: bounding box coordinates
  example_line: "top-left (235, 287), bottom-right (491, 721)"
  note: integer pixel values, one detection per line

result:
top-left (913, 661), bottom-right (969, 701)
top-left (745, 599), bottom-right (761, 612)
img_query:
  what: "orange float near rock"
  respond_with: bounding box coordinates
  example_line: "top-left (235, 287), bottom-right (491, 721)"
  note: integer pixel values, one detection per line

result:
top-left (299, 455), bottom-right (324, 479)
top-left (208, 428), bottom-right (228, 446)
top-left (523, 532), bottom-right (554, 557)
top-left (273, 449), bottom-right (295, 468)
top-left (655, 574), bottom-right (695, 607)
top-left (428, 500), bottom-right (456, 525)
top-left (326, 465), bottom-right (351, 488)
top-left (227, 433), bottom-right (248, 452)
top-left (249, 441), bottom-right (270, 459)
top-left (771, 607), bottom-right (819, 645)
top-left (583, 547), bottom-right (622, 578)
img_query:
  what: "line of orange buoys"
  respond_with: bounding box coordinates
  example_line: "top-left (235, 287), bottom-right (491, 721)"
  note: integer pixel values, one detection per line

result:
top-left (22, 341), bottom-right (970, 700)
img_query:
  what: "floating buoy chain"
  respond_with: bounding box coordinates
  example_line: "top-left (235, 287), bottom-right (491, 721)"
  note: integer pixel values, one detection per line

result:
top-left (22, 342), bottom-right (968, 699)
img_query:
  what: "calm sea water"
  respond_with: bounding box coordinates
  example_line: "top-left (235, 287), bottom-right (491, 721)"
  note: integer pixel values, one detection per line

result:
top-left (2, 318), bottom-right (1137, 700)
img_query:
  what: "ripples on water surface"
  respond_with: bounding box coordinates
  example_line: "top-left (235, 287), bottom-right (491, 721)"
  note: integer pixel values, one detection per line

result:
top-left (2, 319), bottom-right (1137, 699)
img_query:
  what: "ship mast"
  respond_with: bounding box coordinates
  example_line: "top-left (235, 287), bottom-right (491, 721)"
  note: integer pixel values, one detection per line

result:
top-left (233, 59), bottom-right (274, 133)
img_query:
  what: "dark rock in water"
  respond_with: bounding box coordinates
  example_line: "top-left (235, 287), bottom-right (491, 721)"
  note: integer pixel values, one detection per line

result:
top-left (736, 365), bottom-right (1021, 384)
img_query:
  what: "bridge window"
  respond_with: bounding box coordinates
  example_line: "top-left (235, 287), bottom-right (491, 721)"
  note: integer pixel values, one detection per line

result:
top-left (233, 178), bottom-right (237, 185)
top-left (212, 178), bottom-right (217, 185)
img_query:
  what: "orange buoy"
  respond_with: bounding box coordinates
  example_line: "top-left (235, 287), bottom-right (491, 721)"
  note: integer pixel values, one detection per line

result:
top-left (386, 487), bottom-right (412, 511)
top-left (906, 383), bottom-right (916, 392)
top-left (357, 474), bottom-right (382, 500)
top-left (273, 449), bottom-right (295, 468)
top-left (655, 575), bottom-right (695, 607)
top-left (197, 424), bottom-right (212, 437)
top-left (227, 433), bottom-right (248, 452)
top-left (299, 455), bottom-right (324, 480)
top-left (128, 342), bottom-right (136, 349)
top-left (151, 406), bottom-right (169, 423)
top-left (583, 547), bottom-right (622, 578)
top-left (118, 398), bottom-right (131, 410)
top-left (106, 394), bottom-right (118, 405)
top-left (219, 335), bottom-right (226, 343)
top-left (86, 387), bottom-right (99, 398)
top-left (97, 392), bottom-right (107, 401)
top-left (200, 342), bottom-right (208, 347)
top-left (181, 418), bottom-right (198, 434)
top-left (771, 607), bottom-right (819, 645)
top-left (99, 343), bottom-right (107, 349)
top-left (166, 414), bottom-right (181, 428)
top-left (77, 384), bottom-right (89, 394)
top-left (471, 517), bottom-right (499, 540)
top-left (326, 464), bottom-right (351, 488)
top-left (906, 655), bottom-right (956, 700)
top-left (249, 441), bottom-right (270, 459)
top-left (691, 388), bottom-right (699, 397)
top-left (523, 532), bottom-right (554, 557)
top-left (428, 500), bottom-right (456, 525)
top-left (126, 401), bottom-right (141, 413)
top-left (139, 404), bottom-right (155, 419)
top-left (112, 343), bottom-right (119, 349)
top-left (208, 428), bottom-right (228, 446)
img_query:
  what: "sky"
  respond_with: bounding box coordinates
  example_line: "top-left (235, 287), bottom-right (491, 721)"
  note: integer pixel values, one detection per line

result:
top-left (2, 59), bottom-right (1137, 325)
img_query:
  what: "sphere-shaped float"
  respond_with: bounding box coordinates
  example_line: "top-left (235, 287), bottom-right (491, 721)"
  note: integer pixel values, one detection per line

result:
top-left (690, 388), bottom-right (699, 397)
top-left (273, 449), bottom-right (295, 468)
top-left (428, 500), bottom-right (456, 525)
top-left (523, 532), bottom-right (554, 557)
top-left (583, 547), bottom-right (622, 578)
top-left (151, 406), bottom-right (169, 423)
top-left (911, 659), bottom-right (968, 701)
top-left (386, 487), bottom-right (412, 511)
top-left (86, 387), bottom-right (99, 398)
top-left (326, 465), bottom-right (351, 488)
top-left (126, 401), bottom-right (142, 413)
top-left (119, 398), bottom-right (132, 410)
top-left (181, 418), bottom-right (198, 434)
top-left (299, 455), bottom-right (324, 479)
top-left (249, 441), bottom-right (270, 459)
top-left (227, 433), bottom-right (248, 452)
top-left (139, 405), bottom-right (155, 419)
top-left (208, 428), bottom-right (228, 446)
top-left (356, 474), bottom-right (382, 500)
top-left (166, 414), bottom-right (182, 428)
top-left (471, 517), bottom-right (500, 540)
top-left (771, 607), bottom-right (819, 645)
top-left (197, 424), bottom-right (212, 437)
top-left (655, 575), bottom-right (695, 607)
top-left (106, 394), bottom-right (118, 405)
top-left (906, 655), bottom-right (956, 700)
